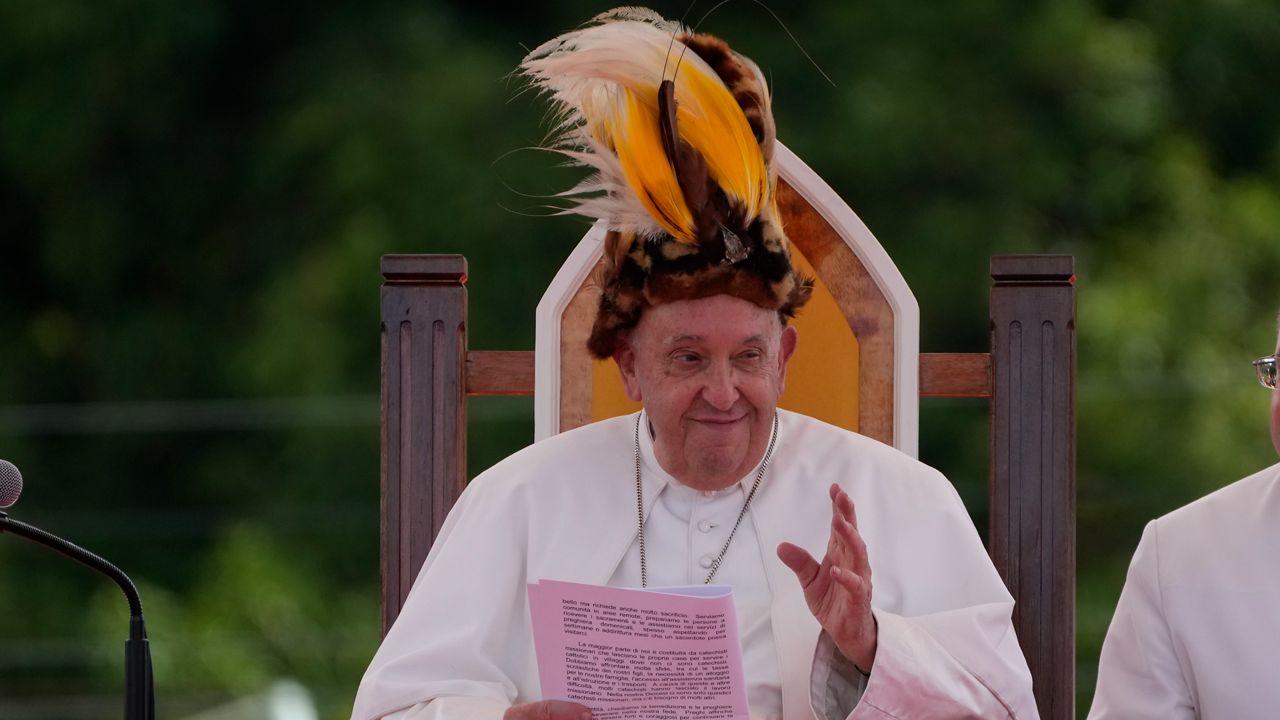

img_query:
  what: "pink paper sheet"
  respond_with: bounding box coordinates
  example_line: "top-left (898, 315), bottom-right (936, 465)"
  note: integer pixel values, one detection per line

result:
top-left (528, 579), bottom-right (751, 720)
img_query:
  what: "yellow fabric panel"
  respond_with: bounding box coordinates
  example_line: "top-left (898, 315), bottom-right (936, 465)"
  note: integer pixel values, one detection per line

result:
top-left (776, 249), bottom-right (860, 431)
top-left (589, 359), bottom-right (641, 421)
top-left (588, 246), bottom-right (860, 432)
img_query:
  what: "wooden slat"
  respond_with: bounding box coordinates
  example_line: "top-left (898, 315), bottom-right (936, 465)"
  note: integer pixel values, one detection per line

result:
top-left (559, 268), bottom-right (602, 431)
top-left (919, 352), bottom-right (991, 397)
top-left (989, 254), bottom-right (1076, 720)
top-left (466, 351), bottom-right (535, 396)
top-left (379, 255), bottom-right (468, 636)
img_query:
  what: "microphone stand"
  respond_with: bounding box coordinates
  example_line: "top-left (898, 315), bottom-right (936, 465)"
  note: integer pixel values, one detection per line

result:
top-left (1, 511), bottom-right (155, 720)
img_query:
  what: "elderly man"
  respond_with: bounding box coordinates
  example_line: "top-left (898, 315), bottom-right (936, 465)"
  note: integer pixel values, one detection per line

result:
top-left (1088, 323), bottom-right (1280, 718)
top-left (352, 8), bottom-right (1036, 720)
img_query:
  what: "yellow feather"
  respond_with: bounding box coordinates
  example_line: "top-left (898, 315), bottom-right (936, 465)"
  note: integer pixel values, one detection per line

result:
top-left (675, 60), bottom-right (767, 219)
top-left (561, 35), bottom-right (768, 243)
top-left (606, 89), bottom-right (695, 241)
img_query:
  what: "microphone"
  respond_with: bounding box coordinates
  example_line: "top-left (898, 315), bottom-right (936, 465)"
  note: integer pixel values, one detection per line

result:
top-left (0, 459), bottom-right (21, 508)
top-left (0, 459), bottom-right (155, 720)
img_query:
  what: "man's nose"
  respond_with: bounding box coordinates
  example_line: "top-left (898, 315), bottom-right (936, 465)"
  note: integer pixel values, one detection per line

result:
top-left (701, 363), bottom-right (740, 410)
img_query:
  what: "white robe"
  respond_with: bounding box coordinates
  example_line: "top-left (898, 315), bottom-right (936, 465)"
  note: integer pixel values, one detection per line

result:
top-left (1089, 462), bottom-right (1280, 719)
top-left (352, 410), bottom-right (1037, 719)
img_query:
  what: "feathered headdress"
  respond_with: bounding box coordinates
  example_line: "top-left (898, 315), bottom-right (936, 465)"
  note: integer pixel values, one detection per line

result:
top-left (520, 7), bottom-right (812, 358)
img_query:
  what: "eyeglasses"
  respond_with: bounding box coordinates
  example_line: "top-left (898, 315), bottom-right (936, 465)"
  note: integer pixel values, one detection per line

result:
top-left (1254, 355), bottom-right (1278, 389)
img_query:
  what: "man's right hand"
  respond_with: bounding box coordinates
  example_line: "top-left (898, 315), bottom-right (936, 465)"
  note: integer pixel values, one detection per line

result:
top-left (502, 700), bottom-right (592, 720)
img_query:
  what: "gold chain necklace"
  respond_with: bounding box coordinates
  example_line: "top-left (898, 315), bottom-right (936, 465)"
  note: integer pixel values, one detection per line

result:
top-left (633, 412), bottom-right (779, 588)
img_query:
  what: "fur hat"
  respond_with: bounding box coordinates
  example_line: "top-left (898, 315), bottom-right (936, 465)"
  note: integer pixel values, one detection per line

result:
top-left (520, 7), bottom-right (812, 358)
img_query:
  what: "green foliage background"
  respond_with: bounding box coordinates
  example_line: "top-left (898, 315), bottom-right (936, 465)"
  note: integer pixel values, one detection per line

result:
top-left (2, 1), bottom-right (1278, 717)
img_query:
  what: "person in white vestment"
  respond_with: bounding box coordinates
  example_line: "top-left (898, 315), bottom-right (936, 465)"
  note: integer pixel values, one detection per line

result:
top-left (352, 8), bottom-right (1037, 720)
top-left (1089, 321), bottom-right (1280, 719)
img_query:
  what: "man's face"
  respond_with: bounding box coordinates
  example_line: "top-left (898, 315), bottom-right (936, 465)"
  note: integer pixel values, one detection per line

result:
top-left (615, 294), bottom-right (798, 491)
top-left (1271, 331), bottom-right (1280, 457)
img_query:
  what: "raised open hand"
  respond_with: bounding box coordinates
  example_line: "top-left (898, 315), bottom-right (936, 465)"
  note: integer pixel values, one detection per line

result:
top-left (776, 483), bottom-right (877, 672)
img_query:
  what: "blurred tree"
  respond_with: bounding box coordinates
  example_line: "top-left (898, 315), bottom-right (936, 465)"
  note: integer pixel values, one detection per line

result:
top-left (1, 1), bottom-right (1278, 718)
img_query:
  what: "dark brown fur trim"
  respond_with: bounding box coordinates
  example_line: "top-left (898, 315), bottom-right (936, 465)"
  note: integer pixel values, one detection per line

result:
top-left (586, 233), bottom-right (814, 359)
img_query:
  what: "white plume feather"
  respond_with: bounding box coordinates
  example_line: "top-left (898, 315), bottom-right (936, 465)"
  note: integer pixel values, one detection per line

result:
top-left (520, 16), bottom-right (731, 237)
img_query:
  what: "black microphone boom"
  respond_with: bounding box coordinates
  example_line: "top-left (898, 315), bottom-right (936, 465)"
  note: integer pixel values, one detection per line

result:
top-left (0, 460), bottom-right (155, 720)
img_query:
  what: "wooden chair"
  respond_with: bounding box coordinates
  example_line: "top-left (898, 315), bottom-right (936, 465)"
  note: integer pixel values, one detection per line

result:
top-left (377, 143), bottom-right (1076, 718)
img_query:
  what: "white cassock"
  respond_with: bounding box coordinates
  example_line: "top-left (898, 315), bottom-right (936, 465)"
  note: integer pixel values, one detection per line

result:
top-left (1089, 463), bottom-right (1280, 719)
top-left (351, 410), bottom-right (1037, 719)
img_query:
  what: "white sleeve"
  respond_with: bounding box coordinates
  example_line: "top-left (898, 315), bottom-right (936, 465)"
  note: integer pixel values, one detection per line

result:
top-left (806, 588), bottom-right (1038, 720)
top-left (807, 468), bottom-right (1039, 719)
top-left (369, 697), bottom-right (510, 720)
top-left (349, 480), bottom-right (532, 720)
top-left (1088, 522), bottom-right (1195, 719)
top-left (832, 605), bottom-right (1034, 719)
top-left (377, 697), bottom-right (510, 719)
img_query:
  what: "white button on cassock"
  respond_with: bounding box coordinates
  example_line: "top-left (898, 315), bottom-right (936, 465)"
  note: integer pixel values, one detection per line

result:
top-left (697, 519), bottom-right (717, 533)
top-left (698, 554), bottom-right (714, 569)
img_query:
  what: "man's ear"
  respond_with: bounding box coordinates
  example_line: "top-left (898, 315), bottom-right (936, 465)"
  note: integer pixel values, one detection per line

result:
top-left (614, 335), bottom-right (644, 402)
top-left (776, 324), bottom-right (798, 393)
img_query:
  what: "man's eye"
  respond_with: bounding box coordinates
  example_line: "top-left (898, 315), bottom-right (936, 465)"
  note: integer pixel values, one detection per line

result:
top-left (669, 352), bottom-right (705, 367)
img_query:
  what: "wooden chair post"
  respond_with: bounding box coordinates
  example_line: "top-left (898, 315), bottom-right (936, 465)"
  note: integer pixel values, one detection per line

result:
top-left (379, 254), bottom-right (469, 635)
top-left (989, 255), bottom-right (1077, 720)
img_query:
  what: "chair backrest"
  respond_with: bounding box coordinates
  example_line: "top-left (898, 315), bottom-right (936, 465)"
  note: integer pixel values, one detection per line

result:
top-left (377, 155), bottom-right (1077, 718)
top-left (532, 144), bottom-right (919, 454)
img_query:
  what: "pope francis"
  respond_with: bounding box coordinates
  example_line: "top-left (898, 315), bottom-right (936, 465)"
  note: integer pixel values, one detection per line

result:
top-left (352, 8), bottom-right (1037, 720)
